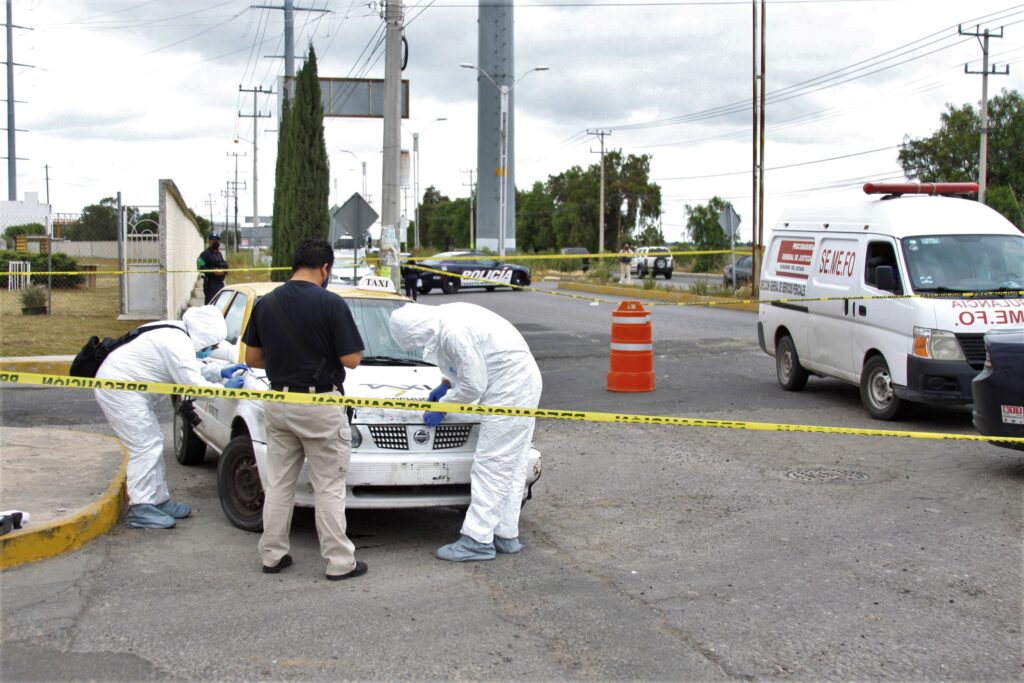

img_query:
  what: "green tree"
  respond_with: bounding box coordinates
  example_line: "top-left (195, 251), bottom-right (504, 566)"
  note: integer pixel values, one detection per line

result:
top-left (686, 196), bottom-right (732, 272)
top-left (66, 198), bottom-right (119, 241)
top-left (271, 45), bottom-right (330, 279)
top-left (899, 88), bottom-right (1023, 229)
top-left (3, 222), bottom-right (45, 248)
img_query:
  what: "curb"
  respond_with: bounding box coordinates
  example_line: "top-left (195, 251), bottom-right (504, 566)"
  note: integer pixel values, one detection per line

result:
top-left (0, 436), bottom-right (128, 570)
top-left (0, 356), bottom-right (73, 375)
top-left (558, 282), bottom-right (759, 312)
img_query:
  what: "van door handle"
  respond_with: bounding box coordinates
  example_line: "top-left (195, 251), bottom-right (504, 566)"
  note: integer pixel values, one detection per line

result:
top-left (858, 305), bottom-right (867, 316)
top-left (844, 299), bottom-right (850, 315)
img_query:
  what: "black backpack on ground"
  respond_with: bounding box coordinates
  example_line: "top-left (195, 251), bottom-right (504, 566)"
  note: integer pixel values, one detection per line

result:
top-left (69, 324), bottom-right (186, 378)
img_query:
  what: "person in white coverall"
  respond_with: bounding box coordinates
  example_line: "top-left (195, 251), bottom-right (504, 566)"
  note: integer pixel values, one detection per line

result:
top-left (94, 305), bottom-right (244, 529)
top-left (389, 302), bottom-right (543, 561)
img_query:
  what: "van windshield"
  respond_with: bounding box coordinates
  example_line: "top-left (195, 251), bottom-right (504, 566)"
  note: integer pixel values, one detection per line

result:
top-left (901, 234), bottom-right (1024, 294)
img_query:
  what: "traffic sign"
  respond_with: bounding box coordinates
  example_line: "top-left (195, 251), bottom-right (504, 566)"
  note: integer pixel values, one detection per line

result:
top-left (332, 193), bottom-right (378, 238)
top-left (718, 204), bottom-right (741, 236)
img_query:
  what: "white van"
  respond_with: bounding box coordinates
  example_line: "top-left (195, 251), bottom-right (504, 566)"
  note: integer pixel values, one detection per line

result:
top-left (757, 183), bottom-right (1024, 420)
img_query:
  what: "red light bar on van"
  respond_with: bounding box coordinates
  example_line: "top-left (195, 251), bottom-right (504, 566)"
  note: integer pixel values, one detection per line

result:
top-left (863, 182), bottom-right (979, 196)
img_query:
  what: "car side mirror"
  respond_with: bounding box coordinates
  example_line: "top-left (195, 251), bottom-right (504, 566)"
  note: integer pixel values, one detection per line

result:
top-left (876, 265), bottom-right (898, 293)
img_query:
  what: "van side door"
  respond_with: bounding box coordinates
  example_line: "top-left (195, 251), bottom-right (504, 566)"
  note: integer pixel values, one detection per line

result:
top-left (856, 239), bottom-right (914, 387)
top-left (807, 236), bottom-right (861, 381)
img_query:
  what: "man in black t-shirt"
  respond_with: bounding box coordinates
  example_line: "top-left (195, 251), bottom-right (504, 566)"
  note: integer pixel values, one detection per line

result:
top-left (197, 233), bottom-right (229, 304)
top-left (242, 239), bottom-right (367, 581)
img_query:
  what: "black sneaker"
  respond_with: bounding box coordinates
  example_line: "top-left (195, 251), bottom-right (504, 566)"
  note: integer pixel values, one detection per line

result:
top-left (326, 561), bottom-right (368, 581)
top-left (262, 554), bottom-right (293, 574)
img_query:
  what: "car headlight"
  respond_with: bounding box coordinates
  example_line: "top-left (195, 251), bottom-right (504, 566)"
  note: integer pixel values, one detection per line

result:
top-left (350, 426), bottom-right (363, 449)
top-left (912, 327), bottom-right (965, 361)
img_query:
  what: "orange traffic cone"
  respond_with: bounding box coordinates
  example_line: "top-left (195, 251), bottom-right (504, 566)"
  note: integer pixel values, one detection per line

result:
top-left (607, 301), bottom-right (655, 392)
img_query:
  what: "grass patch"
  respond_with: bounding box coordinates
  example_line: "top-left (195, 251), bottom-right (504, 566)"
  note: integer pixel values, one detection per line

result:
top-left (1, 261), bottom-right (156, 356)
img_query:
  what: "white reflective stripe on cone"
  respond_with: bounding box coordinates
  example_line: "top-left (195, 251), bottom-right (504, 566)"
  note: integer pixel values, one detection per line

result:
top-left (611, 317), bottom-right (650, 324)
top-left (610, 342), bottom-right (654, 351)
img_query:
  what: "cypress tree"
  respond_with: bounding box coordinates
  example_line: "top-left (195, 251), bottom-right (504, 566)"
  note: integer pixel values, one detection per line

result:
top-left (270, 45), bottom-right (330, 281)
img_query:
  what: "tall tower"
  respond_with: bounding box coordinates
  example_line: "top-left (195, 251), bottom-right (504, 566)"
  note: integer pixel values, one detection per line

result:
top-left (475, 0), bottom-right (514, 252)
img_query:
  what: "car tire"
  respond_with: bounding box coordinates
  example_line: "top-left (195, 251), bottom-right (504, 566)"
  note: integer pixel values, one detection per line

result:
top-left (664, 270), bottom-right (672, 280)
top-left (440, 277), bottom-right (459, 295)
top-left (776, 335), bottom-right (809, 391)
top-left (485, 286), bottom-right (496, 292)
top-left (637, 264), bottom-right (648, 279)
top-left (860, 355), bottom-right (910, 421)
top-left (510, 272), bottom-right (526, 291)
top-left (418, 285), bottom-right (432, 295)
top-left (173, 399), bottom-right (207, 466)
top-left (217, 435), bottom-right (265, 532)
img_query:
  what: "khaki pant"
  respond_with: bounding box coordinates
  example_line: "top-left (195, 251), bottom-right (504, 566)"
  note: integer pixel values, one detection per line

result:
top-left (619, 261), bottom-right (632, 284)
top-left (258, 396), bottom-right (356, 575)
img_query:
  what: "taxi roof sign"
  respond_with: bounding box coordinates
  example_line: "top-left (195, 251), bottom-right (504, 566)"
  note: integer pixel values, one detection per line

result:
top-left (357, 276), bottom-right (397, 294)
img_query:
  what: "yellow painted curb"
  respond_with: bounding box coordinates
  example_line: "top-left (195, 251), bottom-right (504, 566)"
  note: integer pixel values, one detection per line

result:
top-left (558, 282), bottom-right (759, 312)
top-left (0, 358), bottom-right (73, 375)
top-left (0, 436), bottom-right (128, 570)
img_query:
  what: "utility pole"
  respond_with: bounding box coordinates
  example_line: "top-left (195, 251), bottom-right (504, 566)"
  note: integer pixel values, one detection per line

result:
top-left (462, 168), bottom-right (476, 248)
top-left (5, 1), bottom-right (31, 201)
top-left (380, 0), bottom-right (404, 289)
top-left (205, 193), bottom-right (216, 230)
top-left (960, 23), bottom-right (1009, 205)
top-left (251, 1), bottom-right (330, 87)
top-left (239, 85), bottom-right (273, 239)
top-left (751, 0), bottom-right (766, 297)
top-left (227, 151), bottom-right (247, 255)
top-left (588, 129), bottom-right (611, 254)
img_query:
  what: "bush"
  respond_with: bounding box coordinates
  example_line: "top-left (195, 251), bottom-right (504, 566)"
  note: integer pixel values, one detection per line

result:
top-left (0, 250), bottom-right (85, 288)
top-left (642, 272), bottom-right (656, 290)
top-left (19, 284), bottom-right (47, 310)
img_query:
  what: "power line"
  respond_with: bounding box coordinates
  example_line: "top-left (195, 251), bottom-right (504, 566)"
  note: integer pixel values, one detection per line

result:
top-left (654, 144), bottom-right (900, 182)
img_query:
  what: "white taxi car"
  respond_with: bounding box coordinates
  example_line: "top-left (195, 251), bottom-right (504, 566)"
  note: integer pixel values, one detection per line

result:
top-left (174, 277), bottom-right (542, 532)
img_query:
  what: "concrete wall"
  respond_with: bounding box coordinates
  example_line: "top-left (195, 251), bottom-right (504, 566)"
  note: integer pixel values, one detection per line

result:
top-left (0, 192), bottom-right (51, 231)
top-left (52, 241), bottom-right (141, 260)
top-left (160, 180), bottom-right (205, 319)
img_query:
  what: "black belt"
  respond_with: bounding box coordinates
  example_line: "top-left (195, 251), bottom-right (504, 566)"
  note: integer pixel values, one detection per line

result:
top-left (271, 384), bottom-right (335, 394)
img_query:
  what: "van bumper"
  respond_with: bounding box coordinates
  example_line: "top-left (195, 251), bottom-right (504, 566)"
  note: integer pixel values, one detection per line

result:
top-left (757, 322), bottom-right (768, 354)
top-left (896, 357), bottom-right (979, 404)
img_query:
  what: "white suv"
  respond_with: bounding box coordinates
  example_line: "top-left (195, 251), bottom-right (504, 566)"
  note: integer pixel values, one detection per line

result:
top-left (631, 246), bottom-right (674, 279)
top-left (175, 279), bottom-right (542, 531)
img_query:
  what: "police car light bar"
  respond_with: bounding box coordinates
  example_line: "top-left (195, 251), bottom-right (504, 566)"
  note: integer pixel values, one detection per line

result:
top-left (863, 182), bottom-right (979, 196)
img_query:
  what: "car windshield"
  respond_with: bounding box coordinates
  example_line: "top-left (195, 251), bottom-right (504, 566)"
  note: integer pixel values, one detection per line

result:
top-left (251, 295), bottom-right (426, 364)
top-left (901, 234), bottom-right (1024, 294)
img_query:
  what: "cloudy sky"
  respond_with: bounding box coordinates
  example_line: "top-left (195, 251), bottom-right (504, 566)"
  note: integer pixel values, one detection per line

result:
top-left (8, 0), bottom-right (1024, 243)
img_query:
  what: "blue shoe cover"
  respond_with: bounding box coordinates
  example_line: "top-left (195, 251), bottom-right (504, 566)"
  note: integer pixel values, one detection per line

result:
top-left (436, 535), bottom-right (495, 562)
top-left (155, 499), bottom-right (192, 519)
top-left (494, 536), bottom-right (523, 554)
top-left (125, 504), bottom-right (176, 529)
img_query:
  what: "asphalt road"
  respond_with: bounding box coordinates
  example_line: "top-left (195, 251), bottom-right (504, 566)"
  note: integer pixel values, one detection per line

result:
top-left (2, 283), bottom-right (1021, 681)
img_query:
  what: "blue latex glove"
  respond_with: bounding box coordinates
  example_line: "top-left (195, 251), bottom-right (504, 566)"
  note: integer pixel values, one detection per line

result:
top-left (427, 383), bottom-right (450, 402)
top-left (225, 376), bottom-right (245, 389)
top-left (220, 363), bottom-right (248, 379)
top-left (423, 411), bottom-right (445, 428)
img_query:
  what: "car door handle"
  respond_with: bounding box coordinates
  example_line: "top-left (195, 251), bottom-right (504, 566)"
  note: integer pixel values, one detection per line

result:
top-left (858, 305), bottom-right (867, 316)
top-left (844, 299), bottom-right (849, 315)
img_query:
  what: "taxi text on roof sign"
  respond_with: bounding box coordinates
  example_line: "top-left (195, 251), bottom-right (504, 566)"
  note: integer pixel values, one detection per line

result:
top-left (358, 276), bottom-right (397, 293)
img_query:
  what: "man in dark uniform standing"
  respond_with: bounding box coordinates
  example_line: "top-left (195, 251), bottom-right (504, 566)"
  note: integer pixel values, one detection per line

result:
top-left (197, 233), bottom-right (228, 304)
top-left (242, 239), bottom-right (368, 581)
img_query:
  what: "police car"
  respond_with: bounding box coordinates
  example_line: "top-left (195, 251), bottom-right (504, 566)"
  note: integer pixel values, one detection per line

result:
top-left (416, 251), bottom-right (531, 294)
top-left (174, 276), bottom-right (542, 531)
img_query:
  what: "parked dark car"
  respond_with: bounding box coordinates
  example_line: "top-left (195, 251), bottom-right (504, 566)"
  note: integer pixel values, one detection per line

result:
top-left (723, 254), bottom-right (753, 286)
top-left (972, 328), bottom-right (1024, 451)
top-left (560, 247), bottom-right (590, 272)
top-left (417, 250), bottom-right (531, 294)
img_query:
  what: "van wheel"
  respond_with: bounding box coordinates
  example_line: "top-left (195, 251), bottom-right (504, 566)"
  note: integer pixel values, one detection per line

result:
top-left (860, 356), bottom-right (910, 421)
top-left (217, 435), bottom-right (264, 532)
top-left (776, 335), bottom-right (808, 391)
top-left (173, 399), bottom-right (207, 466)
top-left (441, 277), bottom-right (459, 295)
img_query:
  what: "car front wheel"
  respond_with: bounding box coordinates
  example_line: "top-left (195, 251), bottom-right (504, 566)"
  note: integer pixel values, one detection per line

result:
top-left (217, 435), bottom-right (265, 532)
top-left (776, 335), bottom-right (808, 391)
top-left (441, 277), bottom-right (459, 295)
top-left (510, 272), bottom-right (526, 291)
top-left (860, 355), bottom-right (910, 421)
top-left (173, 399), bottom-right (207, 466)
top-left (417, 285), bottom-right (432, 295)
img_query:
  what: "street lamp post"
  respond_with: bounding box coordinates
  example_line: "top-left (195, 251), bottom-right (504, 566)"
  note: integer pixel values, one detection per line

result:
top-left (405, 117), bottom-right (447, 251)
top-left (338, 149), bottom-right (368, 199)
top-left (461, 63), bottom-right (548, 257)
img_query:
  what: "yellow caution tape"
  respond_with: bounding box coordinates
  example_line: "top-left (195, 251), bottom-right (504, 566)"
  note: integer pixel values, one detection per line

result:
top-left (2, 371), bottom-right (1021, 445)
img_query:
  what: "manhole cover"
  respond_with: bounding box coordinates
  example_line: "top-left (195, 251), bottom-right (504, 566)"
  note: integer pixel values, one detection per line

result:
top-left (786, 467), bottom-right (870, 483)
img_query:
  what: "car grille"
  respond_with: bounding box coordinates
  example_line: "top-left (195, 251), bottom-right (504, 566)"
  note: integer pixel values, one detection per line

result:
top-left (368, 425), bottom-right (409, 450)
top-left (366, 424), bottom-right (472, 450)
top-left (956, 333), bottom-right (987, 370)
top-left (433, 424), bottom-right (471, 450)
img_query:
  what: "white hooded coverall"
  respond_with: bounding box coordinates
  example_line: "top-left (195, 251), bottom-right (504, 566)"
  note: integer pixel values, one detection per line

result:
top-left (94, 306), bottom-right (227, 506)
top-left (390, 303), bottom-right (543, 544)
